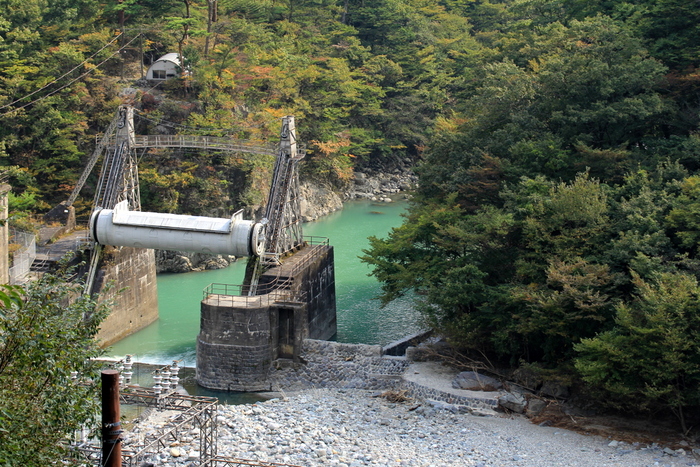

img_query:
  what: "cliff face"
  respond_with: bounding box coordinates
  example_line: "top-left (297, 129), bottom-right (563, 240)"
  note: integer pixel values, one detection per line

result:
top-left (299, 181), bottom-right (344, 222)
top-left (155, 250), bottom-right (237, 273)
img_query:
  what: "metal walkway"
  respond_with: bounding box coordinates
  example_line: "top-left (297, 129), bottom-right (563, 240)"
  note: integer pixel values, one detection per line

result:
top-left (98, 134), bottom-right (277, 155)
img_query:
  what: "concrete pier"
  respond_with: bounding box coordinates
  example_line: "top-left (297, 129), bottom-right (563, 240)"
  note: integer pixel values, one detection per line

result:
top-left (93, 246), bottom-right (159, 347)
top-left (196, 243), bottom-right (336, 391)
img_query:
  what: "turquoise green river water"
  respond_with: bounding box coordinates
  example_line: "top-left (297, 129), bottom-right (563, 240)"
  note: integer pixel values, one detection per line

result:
top-left (107, 199), bottom-right (423, 367)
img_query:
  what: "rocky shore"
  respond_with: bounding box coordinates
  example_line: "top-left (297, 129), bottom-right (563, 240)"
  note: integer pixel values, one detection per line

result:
top-left (129, 387), bottom-right (693, 467)
top-left (123, 339), bottom-right (696, 467)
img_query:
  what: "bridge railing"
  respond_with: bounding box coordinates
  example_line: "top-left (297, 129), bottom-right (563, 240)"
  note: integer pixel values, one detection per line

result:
top-left (97, 134), bottom-right (277, 156)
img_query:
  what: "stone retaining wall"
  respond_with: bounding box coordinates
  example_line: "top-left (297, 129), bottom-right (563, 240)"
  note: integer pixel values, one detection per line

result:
top-left (270, 339), bottom-right (497, 412)
top-left (402, 380), bottom-right (498, 410)
top-left (269, 339), bottom-right (405, 392)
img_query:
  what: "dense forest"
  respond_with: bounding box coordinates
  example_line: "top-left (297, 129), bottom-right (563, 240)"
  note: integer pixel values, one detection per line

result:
top-left (1, 0), bottom-right (700, 430)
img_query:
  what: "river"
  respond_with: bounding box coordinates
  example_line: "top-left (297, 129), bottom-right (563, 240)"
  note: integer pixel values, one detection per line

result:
top-left (107, 199), bottom-right (423, 367)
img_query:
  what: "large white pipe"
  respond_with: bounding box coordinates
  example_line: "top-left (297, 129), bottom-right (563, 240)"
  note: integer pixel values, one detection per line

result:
top-left (90, 201), bottom-right (265, 257)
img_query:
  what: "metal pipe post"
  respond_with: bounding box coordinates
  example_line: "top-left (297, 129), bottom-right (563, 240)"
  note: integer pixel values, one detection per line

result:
top-left (101, 369), bottom-right (122, 467)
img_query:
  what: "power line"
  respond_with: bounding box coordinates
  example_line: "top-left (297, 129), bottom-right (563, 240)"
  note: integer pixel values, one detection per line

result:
top-left (0, 33), bottom-right (123, 112)
top-left (0, 34), bottom-right (141, 117)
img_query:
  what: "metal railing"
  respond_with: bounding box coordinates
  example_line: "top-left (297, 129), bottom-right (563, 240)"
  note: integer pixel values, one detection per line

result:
top-left (98, 134), bottom-right (277, 156)
top-left (202, 237), bottom-right (330, 307)
top-left (9, 229), bottom-right (36, 284)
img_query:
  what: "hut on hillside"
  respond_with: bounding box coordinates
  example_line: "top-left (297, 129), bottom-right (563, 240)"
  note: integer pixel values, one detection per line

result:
top-left (146, 53), bottom-right (182, 81)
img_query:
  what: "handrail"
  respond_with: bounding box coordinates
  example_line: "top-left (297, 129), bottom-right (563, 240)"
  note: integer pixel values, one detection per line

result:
top-left (97, 134), bottom-right (277, 156)
top-left (202, 237), bottom-right (330, 305)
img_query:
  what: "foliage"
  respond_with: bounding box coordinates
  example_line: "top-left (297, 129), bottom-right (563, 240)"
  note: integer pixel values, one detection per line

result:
top-left (575, 271), bottom-right (700, 431)
top-left (363, 164), bottom-right (700, 421)
top-left (0, 267), bottom-right (109, 466)
top-left (3, 0), bottom-right (700, 425)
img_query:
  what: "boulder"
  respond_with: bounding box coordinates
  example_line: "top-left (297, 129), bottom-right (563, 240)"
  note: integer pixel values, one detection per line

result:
top-left (511, 366), bottom-right (543, 391)
top-left (452, 371), bottom-right (503, 391)
top-left (540, 379), bottom-right (570, 399)
top-left (526, 398), bottom-right (547, 417)
top-left (498, 392), bottom-right (527, 413)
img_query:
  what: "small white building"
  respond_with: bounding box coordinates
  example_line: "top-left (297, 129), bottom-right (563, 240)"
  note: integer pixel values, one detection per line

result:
top-left (146, 53), bottom-right (182, 81)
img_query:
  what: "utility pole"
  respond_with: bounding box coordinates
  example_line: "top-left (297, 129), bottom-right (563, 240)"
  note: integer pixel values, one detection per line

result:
top-left (101, 370), bottom-right (122, 467)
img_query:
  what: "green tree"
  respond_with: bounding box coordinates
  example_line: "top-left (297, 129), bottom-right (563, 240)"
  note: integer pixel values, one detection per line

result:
top-left (575, 271), bottom-right (700, 432)
top-left (0, 267), bottom-right (109, 466)
top-left (666, 175), bottom-right (700, 255)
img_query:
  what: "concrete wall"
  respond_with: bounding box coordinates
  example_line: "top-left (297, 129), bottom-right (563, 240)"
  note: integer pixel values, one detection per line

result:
top-left (197, 298), bottom-right (275, 391)
top-left (297, 245), bottom-right (337, 340)
top-left (197, 244), bottom-right (337, 391)
top-left (94, 246), bottom-right (159, 347)
top-left (257, 244), bottom-right (337, 340)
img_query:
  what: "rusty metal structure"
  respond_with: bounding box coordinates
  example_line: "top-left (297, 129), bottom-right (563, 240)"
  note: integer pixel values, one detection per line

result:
top-left (120, 387), bottom-right (218, 466)
top-left (71, 379), bottom-right (303, 467)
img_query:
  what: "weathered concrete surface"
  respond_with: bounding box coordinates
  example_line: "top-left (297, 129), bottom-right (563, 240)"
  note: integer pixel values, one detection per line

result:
top-left (94, 246), bottom-right (159, 347)
top-left (197, 296), bottom-right (274, 391)
top-left (197, 244), bottom-right (336, 391)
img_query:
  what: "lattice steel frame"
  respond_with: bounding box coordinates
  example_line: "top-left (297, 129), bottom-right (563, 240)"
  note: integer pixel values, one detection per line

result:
top-left (119, 386), bottom-right (218, 464)
top-left (261, 116), bottom-right (305, 266)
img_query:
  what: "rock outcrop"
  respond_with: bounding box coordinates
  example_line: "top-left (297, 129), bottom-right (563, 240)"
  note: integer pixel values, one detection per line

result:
top-left (155, 250), bottom-right (237, 273)
top-left (299, 181), bottom-right (343, 222)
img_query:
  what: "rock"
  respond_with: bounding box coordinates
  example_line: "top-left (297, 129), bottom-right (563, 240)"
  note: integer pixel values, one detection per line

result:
top-left (498, 392), bottom-right (527, 413)
top-left (525, 398), bottom-right (547, 417)
top-left (199, 257), bottom-right (229, 270)
top-left (452, 371), bottom-right (502, 391)
top-left (427, 399), bottom-right (459, 413)
top-left (155, 249), bottom-right (236, 273)
top-left (511, 366), bottom-right (542, 391)
top-left (299, 182), bottom-right (343, 222)
top-left (540, 379), bottom-right (570, 399)
top-left (170, 447), bottom-right (182, 457)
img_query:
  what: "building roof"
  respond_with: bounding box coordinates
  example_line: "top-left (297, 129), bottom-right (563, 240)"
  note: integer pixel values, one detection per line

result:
top-left (154, 53), bottom-right (181, 66)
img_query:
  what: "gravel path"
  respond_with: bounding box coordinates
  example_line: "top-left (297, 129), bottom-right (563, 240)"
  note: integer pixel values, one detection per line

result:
top-left (132, 388), bottom-right (697, 467)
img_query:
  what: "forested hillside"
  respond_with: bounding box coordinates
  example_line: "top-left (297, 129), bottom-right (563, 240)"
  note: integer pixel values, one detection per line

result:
top-left (2, 0), bottom-right (700, 427)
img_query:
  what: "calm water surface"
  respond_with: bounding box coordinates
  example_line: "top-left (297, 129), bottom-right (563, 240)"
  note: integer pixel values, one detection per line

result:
top-left (108, 199), bottom-right (423, 367)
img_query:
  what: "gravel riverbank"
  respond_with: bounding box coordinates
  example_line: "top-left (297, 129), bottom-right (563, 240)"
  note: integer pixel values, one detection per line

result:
top-left (131, 388), bottom-right (697, 467)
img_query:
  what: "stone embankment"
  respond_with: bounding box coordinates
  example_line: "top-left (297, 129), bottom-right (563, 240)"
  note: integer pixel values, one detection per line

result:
top-left (126, 339), bottom-right (697, 467)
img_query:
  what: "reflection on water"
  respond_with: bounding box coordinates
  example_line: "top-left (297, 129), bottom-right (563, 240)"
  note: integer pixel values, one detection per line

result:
top-left (108, 199), bottom-right (424, 368)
